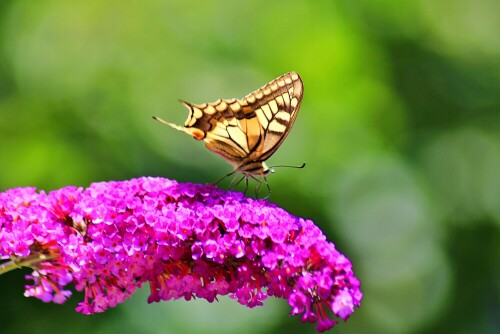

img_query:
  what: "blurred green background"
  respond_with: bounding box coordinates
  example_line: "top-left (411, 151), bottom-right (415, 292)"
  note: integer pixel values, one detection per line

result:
top-left (1, 1), bottom-right (499, 333)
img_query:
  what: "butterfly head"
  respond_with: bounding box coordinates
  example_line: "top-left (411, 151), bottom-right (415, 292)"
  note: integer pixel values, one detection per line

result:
top-left (261, 162), bottom-right (277, 176)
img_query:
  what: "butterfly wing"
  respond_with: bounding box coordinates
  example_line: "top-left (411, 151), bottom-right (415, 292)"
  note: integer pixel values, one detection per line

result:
top-left (240, 72), bottom-right (303, 162)
top-left (154, 72), bottom-right (303, 173)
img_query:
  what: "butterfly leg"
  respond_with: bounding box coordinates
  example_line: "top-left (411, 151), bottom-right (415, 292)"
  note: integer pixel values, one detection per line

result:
top-left (247, 175), bottom-right (262, 198)
top-left (262, 177), bottom-right (272, 200)
top-left (244, 177), bottom-right (249, 195)
top-left (213, 169), bottom-right (237, 185)
top-left (255, 181), bottom-right (262, 198)
top-left (228, 173), bottom-right (244, 189)
top-left (232, 174), bottom-right (246, 190)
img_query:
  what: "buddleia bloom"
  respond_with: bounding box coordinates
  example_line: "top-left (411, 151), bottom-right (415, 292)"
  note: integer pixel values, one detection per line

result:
top-left (0, 177), bottom-right (362, 332)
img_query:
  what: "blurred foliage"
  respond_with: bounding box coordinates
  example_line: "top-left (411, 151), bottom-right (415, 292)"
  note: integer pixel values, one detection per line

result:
top-left (0, 1), bottom-right (499, 333)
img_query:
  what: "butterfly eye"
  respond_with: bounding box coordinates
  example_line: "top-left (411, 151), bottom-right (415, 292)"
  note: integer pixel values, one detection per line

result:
top-left (154, 72), bottom-right (304, 198)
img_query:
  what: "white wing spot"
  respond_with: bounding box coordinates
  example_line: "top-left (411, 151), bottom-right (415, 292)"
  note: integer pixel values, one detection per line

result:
top-left (204, 105), bottom-right (216, 115)
top-left (269, 119), bottom-right (287, 133)
top-left (261, 104), bottom-right (272, 120)
top-left (212, 124), bottom-right (229, 138)
top-left (230, 102), bottom-right (241, 112)
top-left (216, 101), bottom-right (228, 112)
top-left (227, 126), bottom-right (249, 152)
top-left (276, 111), bottom-right (291, 122)
top-left (269, 100), bottom-right (278, 113)
top-left (193, 107), bottom-right (203, 119)
top-left (282, 93), bottom-right (290, 106)
top-left (276, 95), bottom-right (285, 107)
top-left (228, 118), bottom-right (239, 127)
top-left (255, 109), bottom-right (269, 129)
top-left (186, 116), bottom-right (197, 127)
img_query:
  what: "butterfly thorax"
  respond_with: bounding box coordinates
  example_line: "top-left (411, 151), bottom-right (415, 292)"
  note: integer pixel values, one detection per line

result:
top-left (237, 160), bottom-right (270, 177)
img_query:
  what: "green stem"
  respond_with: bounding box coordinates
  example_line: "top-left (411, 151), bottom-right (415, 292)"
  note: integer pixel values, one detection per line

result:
top-left (0, 254), bottom-right (57, 276)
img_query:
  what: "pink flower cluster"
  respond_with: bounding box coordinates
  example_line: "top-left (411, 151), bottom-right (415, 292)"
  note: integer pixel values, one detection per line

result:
top-left (0, 177), bottom-right (361, 332)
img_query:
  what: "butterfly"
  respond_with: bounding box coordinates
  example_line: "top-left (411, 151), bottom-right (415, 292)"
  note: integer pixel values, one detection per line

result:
top-left (153, 71), bottom-right (304, 197)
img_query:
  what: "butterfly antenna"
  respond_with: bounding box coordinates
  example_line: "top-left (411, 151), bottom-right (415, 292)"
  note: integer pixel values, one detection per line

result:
top-left (269, 162), bottom-right (306, 171)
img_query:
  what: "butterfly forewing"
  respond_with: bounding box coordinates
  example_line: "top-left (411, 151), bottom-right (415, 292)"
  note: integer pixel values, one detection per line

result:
top-left (154, 72), bottom-right (303, 177)
top-left (245, 73), bottom-right (303, 161)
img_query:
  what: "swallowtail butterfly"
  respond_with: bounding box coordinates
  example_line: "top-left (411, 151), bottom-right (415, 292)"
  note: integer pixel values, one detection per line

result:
top-left (154, 72), bottom-right (304, 196)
